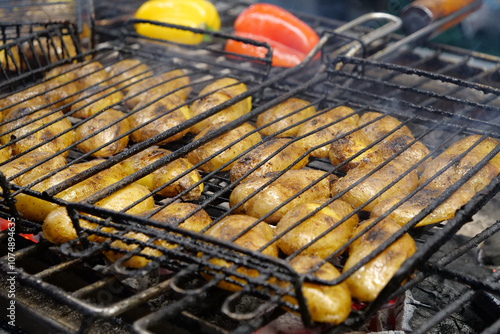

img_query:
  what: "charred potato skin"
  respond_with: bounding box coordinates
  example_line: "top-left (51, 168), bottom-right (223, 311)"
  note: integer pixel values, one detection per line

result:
top-left (296, 106), bottom-right (359, 159)
top-left (129, 95), bottom-right (191, 145)
top-left (229, 169), bottom-right (335, 224)
top-left (343, 217), bottom-right (416, 302)
top-left (229, 138), bottom-right (309, 183)
top-left (186, 123), bottom-right (262, 173)
top-left (120, 147), bottom-right (203, 201)
top-left (256, 98), bottom-right (316, 138)
top-left (75, 109), bottom-right (130, 158)
top-left (276, 200), bottom-right (358, 259)
top-left (189, 78), bottom-right (251, 134)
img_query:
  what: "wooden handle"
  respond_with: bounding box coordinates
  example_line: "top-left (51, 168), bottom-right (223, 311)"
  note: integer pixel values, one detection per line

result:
top-left (401, 0), bottom-right (482, 34)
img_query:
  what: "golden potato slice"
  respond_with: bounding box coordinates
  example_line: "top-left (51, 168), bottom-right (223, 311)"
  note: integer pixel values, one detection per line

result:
top-left (229, 169), bottom-right (334, 224)
top-left (204, 214), bottom-right (278, 291)
top-left (296, 106), bottom-right (359, 158)
top-left (343, 217), bottom-right (416, 302)
top-left (331, 161), bottom-right (418, 212)
top-left (0, 107), bottom-right (73, 156)
top-left (120, 147), bottom-right (203, 201)
top-left (125, 69), bottom-right (191, 109)
top-left (43, 182), bottom-right (154, 244)
top-left (75, 109), bottom-right (130, 157)
top-left (282, 255), bottom-right (351, 324)
top-left (229, 138), bottom-right (309, 183)
top-left (189, 78), bottom-right (251, 134)
top-left (71, 85), bottom-right (124, 118)
top-left (106, 59), bottom-right (152, 93)
top-left (129, 95), bottom-right (191, 145)
top-left (256, 98), bottom-right (316, 137)
top-left (186, 122), bottom-right (262, 172)
top-left (276, 200), bottom-right (358, 258)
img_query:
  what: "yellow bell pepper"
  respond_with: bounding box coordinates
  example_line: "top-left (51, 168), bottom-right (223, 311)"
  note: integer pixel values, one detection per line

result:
top-left (134, 0), bottom-right (221, 45)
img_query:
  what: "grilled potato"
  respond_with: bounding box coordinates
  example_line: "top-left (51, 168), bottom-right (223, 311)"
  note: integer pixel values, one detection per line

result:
top-left (329, 124), bottom-right (382, 172)
top-left (256, 98), bottom-right (316, 138)
top-left (296, 106), bottom-right (359, 158)
top-left (282, 255), bottom-right (351, 324)
top-left (71, 85), bottom-right (124, 118)
top-left (229, 138), bottom-right (309, 183)
top-left (103, 231), bottom-right (163, 269)
top-left (0, 107), bottom-right (73, 156)
top-left (276, 200), bottom-right (358, 258)
top-left (75, 109), bottom-right (130, 158)
top-left (186, 122), bottom-right (262, 172)
top-left (129, 95), bottom-right (191, 145)
top-left (358, 112), bottom-right (413, 142)
top-left (0, 146), bottom-right (10, 164)
top-left (189, 77), bottom-right (251, 134)
top-left (331, 161), bottom-right (419, 212)
top-left (0, 85), bottom-right (48, 118)
top-left (43, 61), bottom-right (109, 110)
top-left (120, 147), bottom-right (203, 201)
top-left (343, 217), bottom-right (416, 302)
top-left (125, 69), bottom-right (192, 109)
top-left (103, 202), bottom-right (212, 267)
top-left (145, 202), bottom-right (212, 233)
top-left (371, 136), bottom-right (500, 227)
top-left (16, 160), bottom-right (127, 221)
top-left (229, 169), bottom-right (334, 224)
top-left (43, 182), bottom-right (154, 244)
top-left (0, 151), bottom-right (66, 186)
top-left (204, 214), bottom-right (278, 291)
top-left (106, 59), bottom-right (152, 93)
top-left (420, 135), bottom-right (500, 190)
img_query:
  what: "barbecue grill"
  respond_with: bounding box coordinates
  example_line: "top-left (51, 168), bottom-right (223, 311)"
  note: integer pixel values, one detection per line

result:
top-left (1, 1), bottom-right (500, 333)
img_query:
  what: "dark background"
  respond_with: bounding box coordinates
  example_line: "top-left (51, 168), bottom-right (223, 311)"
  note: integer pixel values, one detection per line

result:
top-left (264, 0), bottom-right (500, 57)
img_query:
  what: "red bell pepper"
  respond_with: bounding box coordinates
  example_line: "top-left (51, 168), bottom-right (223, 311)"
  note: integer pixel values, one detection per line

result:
top-left (225, 3), bottom-right (320, 67)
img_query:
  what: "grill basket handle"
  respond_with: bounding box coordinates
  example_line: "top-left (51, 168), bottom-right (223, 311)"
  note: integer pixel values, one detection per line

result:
top-left (401, 0), bottom-right (483, 34)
